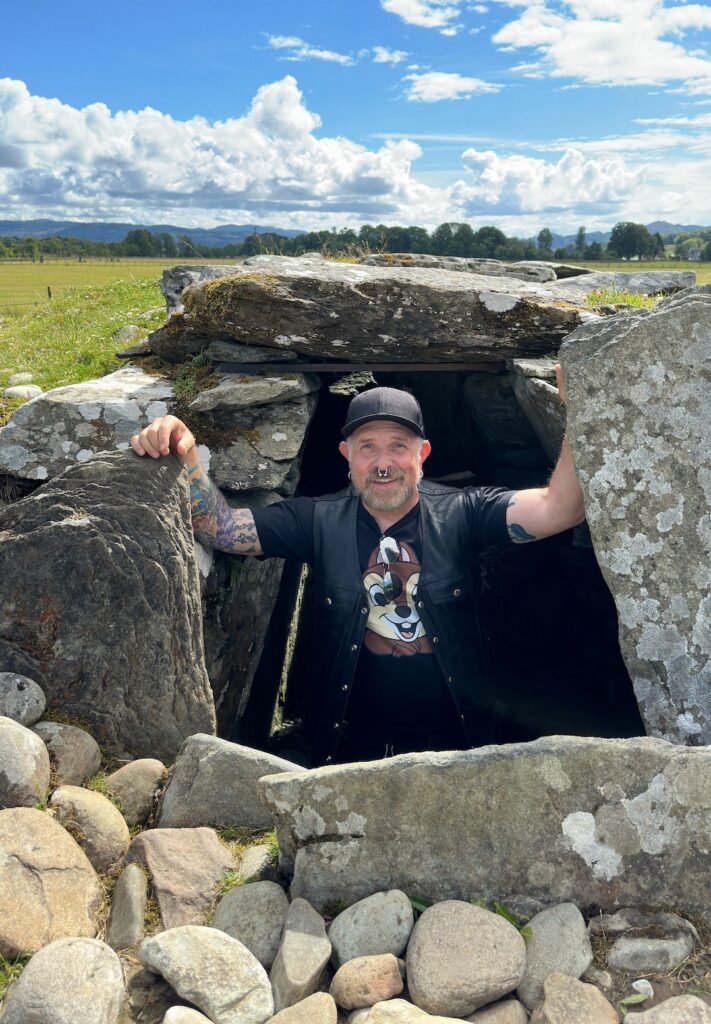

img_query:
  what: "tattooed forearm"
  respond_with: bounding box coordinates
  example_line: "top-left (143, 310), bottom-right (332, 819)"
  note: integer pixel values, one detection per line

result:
top-left (187, 463), bottom-right (261, 554)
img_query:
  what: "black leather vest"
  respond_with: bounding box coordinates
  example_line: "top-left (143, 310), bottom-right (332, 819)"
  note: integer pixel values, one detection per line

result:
top-left (309, 480), bottom-right (495, 763)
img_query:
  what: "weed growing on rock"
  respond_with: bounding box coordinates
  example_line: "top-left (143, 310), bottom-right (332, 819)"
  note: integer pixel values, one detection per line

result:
top-left (585, 288), bottom-right (661, 310)
top-left (0, 953), bottom-right (30, 1001)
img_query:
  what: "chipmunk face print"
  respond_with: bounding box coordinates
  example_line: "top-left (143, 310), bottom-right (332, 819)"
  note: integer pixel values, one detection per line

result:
top-left (362, 539), bottom-right (432, 657)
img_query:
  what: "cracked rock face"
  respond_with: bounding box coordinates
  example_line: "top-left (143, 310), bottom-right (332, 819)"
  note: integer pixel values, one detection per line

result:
top-left (561, 286), bottom-right (711, 744)
top-left (0, 807), bottom-right (103, 957)
top-left (0, 451), bottom-right (215, 761)
top-left (259, 736), bottom-right (711, 923)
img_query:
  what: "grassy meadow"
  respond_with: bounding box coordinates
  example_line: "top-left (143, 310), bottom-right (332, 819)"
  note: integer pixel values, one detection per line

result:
top-left (0, 255), bottom-right (708, 427)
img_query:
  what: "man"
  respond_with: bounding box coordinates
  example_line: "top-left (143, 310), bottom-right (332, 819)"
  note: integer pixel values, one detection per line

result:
top-left (131, 372), bottom-right (585, 764)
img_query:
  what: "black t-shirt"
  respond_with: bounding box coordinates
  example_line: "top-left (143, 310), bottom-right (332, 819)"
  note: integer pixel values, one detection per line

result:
top-left (252, 487), bottom-right (514, 750)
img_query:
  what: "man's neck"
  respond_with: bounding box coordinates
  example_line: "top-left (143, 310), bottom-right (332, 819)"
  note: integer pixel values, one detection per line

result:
top-left (360, 488), bottom-right (420, 533)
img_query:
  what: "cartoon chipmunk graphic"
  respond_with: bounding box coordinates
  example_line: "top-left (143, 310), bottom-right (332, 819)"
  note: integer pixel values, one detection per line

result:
top-left (362, 540), bottom-right (433, 657)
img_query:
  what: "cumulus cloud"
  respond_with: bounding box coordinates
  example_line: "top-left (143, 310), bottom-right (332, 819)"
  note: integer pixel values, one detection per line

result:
top-left (457, 146), bottom-right (646, 213)
top-left (267, 35), bottom-right (354, 65)
top-left (373, 46), bottom-right (410, 64)
top-left (404, 71), bottom-right (503, 101)
top-left (491, 0), bottom-right (711, 93)
top-left (381, 0), bottom-right (465, 34)
top-left (0, 76), bottom-right (459, 228)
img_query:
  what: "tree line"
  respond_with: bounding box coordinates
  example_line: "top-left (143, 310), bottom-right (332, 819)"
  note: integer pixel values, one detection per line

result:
top-left (1, 221), bottom-right (709, 263)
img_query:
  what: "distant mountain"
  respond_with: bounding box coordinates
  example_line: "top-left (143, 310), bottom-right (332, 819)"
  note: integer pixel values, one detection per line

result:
top-left (646, 221), bottom-right (708, 237)
top-left (0, 220), bottom-right (302, 246)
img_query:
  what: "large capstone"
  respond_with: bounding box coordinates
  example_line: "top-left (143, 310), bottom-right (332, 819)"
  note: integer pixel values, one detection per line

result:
top-left (259, 736), bottom-right (711, 923)
top-left (560, 286), bottom-right (711, 744)
top-left (175, 255), bottom-right (587, 362)
top-left (0, 451), bottom-right (215, 760)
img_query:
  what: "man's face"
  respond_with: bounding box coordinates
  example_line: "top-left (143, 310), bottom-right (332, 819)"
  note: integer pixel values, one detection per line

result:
top-left (339, 421), bottom-right (431, 514)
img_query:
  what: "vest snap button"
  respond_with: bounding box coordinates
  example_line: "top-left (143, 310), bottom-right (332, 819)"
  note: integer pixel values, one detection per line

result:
top-left (432, 635), bottom-right (439, 644)
top-left (361, 606), bottom-right (368, 614)
top-left (342, 684), bottom-right (348, 691)
top-left (453, 588), bottom-right (461, 597)
top-left (350, 644), bottom-right (358, 652)
top-left (325, 597), bottom-right (332, 606)
top-left (448, 675), bottom-right (454, 684)
top-left (417, 600), bottom-right (425, 609)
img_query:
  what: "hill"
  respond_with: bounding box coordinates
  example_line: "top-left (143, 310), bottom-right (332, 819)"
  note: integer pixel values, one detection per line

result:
top-left (0, 220), bottom-right (301, 246)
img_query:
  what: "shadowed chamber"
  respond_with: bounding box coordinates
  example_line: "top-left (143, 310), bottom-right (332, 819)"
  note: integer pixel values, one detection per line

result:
top-left (234, 370), bottom-right (644, 755)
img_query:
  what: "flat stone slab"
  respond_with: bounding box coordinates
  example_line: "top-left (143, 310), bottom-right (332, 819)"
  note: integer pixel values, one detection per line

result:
top-left (362, 253), bottom-right (558, 283)
top-left (177, 255), bottom-right (585, 363)
top-left (259, 736), bottom-right (711, 923)
top-left (561, 286), bottom-right (711, 743)
top-left (124, 827), bottom-right (235, 929)
top-left (551, 269), bottom-right (695, 299)
top-left (0, 366), bottom-right (174, 481)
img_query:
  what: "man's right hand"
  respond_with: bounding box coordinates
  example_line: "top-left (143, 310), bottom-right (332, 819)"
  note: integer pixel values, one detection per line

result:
top-left (131, 416), bottom-right (196, 460)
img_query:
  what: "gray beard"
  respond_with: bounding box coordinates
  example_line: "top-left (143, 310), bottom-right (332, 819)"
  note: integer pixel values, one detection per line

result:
top-left (357, 478), bottom-right (415, 513)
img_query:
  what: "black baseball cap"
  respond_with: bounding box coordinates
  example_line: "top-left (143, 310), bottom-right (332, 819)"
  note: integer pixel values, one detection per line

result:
top-left (342, 387), bottom-right (426, 439)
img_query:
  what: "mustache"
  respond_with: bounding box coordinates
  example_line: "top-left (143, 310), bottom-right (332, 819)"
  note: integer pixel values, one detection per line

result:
top-left (365, 469), bottom-right (404, 483)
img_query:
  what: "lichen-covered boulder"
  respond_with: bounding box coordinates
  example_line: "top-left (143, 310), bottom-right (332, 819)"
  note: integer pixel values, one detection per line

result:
top-left (0, 451), bottom-right (216, 761)
top-left (561, 286), bottom-right (711, 744)
top-left (0, 672), bottom-right (46, 725)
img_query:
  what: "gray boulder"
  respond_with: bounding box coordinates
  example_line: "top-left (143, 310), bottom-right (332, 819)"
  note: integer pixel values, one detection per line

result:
top-left (105, 757), bottom-right (165, 825)
top-left (269, 992), bottom-right (337, 1023)
top-left (0, 451), bottom-right (216, 761)
top-left (330, 953), bottom-right (404, 1009)
top-left (50, 784), bottom-right (131, 871)
top-left (177, 255), bottom-right (585, 362)
top-left (467, 1001), bottom-right (530, 1022)
top-left (33, 721), bottom-right (102, 785)
top-left (0, 672), bottom-right (45, 725)
top-left (158, 734), bottom-right (302, 830)
top-left (589, 908), bottom-right (698, 974)
top-left (516, 903), bottom-right (592, 1009)
top-left (0, 366), bottom-right (174, 481)
top-left (206, 339), bottom-right (298, 364)
top-left (124, 827), bottom-right (235, 929)
top-left (4, 384), bottom-right (42, 400)
top-left (0, 807), bottom-right (102, 957)
top-left (259, 736), bottom-right (711, 923)
top-left (189, 371), bottom-right (318, 413)
top-left (632, 995), bottom-right (711, 1022)
top-left (560, 286), bottom-right (711, 743)
top-left (406, 901), bottom-right (526, 1017)
top-left (552, 269), bottom-right (694, 299)
top-left (0, 715), bottom-right (50, 807)
top-left (528, 972), bottom-right (618, 1023)
top-left (139, 925), bottom-right (274, 1024)
top-left (0, 937), bottom-right (124, 1024)
top-left (211, 879), bottom-right (289, 969)
top-left (270, 898), bottom-right (331, 1013)
top-left (106, 862), bottom-right (148, 950)
top-left (511, 374), bottom-right (565, 462)
top-left (328, 890), bottom-right (414, 968)
top-left (160, 264), bottom-right (242, 314)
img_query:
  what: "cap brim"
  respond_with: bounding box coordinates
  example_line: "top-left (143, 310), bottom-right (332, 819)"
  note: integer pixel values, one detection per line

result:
top-left (342, 414), bottom-right (425, 439)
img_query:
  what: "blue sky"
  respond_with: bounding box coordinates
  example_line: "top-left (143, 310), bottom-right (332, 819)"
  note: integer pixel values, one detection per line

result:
top-left (2, 0), bottom-right (711, 234)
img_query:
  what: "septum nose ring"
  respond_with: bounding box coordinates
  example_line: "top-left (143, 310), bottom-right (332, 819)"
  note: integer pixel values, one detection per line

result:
top-left (377, 467), bottom-right (389, 479)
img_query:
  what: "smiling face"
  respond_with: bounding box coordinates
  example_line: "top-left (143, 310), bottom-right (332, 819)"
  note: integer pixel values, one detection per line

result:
top-left (339, 420), bottom-right (431, 515)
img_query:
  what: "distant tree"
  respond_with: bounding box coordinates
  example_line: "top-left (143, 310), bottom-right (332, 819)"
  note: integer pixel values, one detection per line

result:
top-left (574, 226), bottom-right (586, 256)
top-left (158, 232), bottom-right (178, 258)
top-left (701, 240), bottom-right (711, 262)
top-left (584, 241), bottom-right (604, 260)
top-left (431, 223), bottom-right (454, 255)
top-left (471, 226), bottom-right (507, 258)
top-left (537, 227), bottom-right (553, 253)
top-left (608, 222), bottom-right (654, 259)
top-left (653, 232), bottom-right (665, 258)
top-left (450, 223), bottom-right (475, 257)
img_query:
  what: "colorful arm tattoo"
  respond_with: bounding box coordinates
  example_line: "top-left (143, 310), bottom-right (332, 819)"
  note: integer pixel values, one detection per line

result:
top-left (187, 462), bottom-right (260, 554)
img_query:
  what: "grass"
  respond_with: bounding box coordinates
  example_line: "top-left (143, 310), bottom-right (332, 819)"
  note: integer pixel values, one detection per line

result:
top-left (0, 257), bottom-right (241, 315)
top-left (585, 287), bottom-right (661, 310)
top-left (0, 953), bottom-right (30, 1001)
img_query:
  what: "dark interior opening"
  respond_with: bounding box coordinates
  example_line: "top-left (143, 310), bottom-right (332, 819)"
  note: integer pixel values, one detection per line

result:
top-left (236, 370), bottom-right (645, 757)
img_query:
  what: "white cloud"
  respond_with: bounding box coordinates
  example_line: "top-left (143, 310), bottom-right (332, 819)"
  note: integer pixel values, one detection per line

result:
top-left (381, 0), bottom-right (465, 34)
top-left (491, 0), bottom-right (711, 93)
top-left (0, 76), bottom-right (458, 229)
top-left (372, 46), bottom-right (410, 64)
top-left (267, 35), bottom-right (354, 65)
top-left (404, 71), bottom-right (503, 101)
top-left (457, 146), bottom-right (646, 212)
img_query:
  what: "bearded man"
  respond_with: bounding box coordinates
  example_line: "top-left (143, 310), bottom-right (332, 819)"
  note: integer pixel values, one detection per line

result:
top-left (131, 380), bottom-right (584, 765)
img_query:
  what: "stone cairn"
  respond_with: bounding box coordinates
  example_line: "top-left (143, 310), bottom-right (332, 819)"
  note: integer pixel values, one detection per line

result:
top-left (0, 254), bottom-right (709, 1021)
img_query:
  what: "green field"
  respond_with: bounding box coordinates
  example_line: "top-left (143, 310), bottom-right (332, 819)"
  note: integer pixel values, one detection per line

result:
top-left (0, 257), bottom-right (242, 316)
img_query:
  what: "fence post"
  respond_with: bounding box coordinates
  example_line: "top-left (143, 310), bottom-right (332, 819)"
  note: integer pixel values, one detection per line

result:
top-left (47, 286), bottom-right (52, 301)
